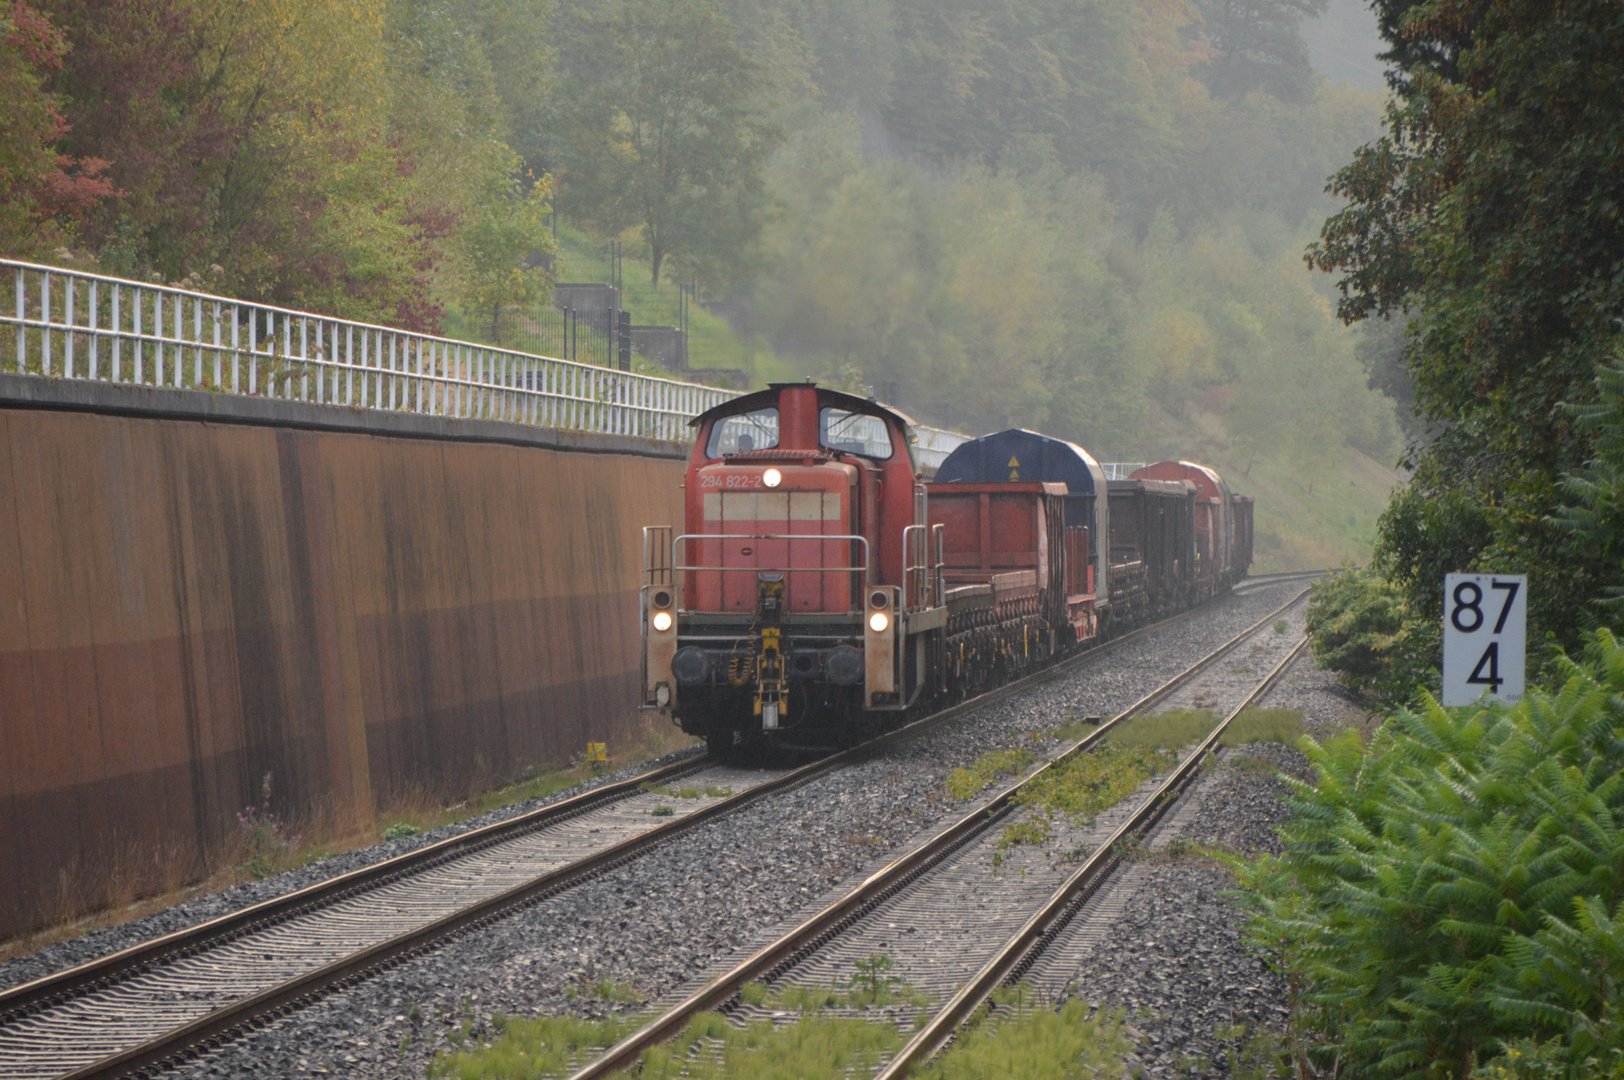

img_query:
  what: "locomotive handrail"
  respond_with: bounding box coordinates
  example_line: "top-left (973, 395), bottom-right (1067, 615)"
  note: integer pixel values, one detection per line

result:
top-left (900, 523), bottom-right (946, 613)
top-left (669, 533), bottom-right (872, 594)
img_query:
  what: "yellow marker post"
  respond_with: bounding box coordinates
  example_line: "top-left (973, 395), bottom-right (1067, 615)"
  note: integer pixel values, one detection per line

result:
top-left (585, 742), bottom-right (608, 767)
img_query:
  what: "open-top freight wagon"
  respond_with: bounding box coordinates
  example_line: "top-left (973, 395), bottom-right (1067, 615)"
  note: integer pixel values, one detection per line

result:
top-left (640, 384), bottom-right (1252, 756)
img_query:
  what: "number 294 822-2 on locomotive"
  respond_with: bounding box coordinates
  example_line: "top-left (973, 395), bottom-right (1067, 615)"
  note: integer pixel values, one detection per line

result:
top-left (639, 382), bottom-right (1254, 758)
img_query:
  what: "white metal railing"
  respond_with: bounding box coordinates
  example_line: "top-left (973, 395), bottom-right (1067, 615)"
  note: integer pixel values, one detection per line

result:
top-left (1, 259), bottom-right (732, 441)
top-left (1, 257), bottom-right (977, 453)
top-left (913, 424), bottom-right (966, 472)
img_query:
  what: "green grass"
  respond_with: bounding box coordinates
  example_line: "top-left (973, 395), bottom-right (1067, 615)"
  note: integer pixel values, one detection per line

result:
top-left (430, 1013), bottom-right (640, 1079)
top-left (736, 966), bottom-right (933, 1013)
top-left (999, 817), bottom-right (1053, 850)
top-left (915, 998), bottom-right (1132, 1080)
top-left (1051, 717), bottom-right (1101, 744)
top-left (1104, 707), bottom-right (1305, 753)
top-left (945, 748), bottom-right (1035, 800)
top-left (1014, 745), bottom-right (1170, 825)
top-left (588, 979), bottom-right (649, 1005)
top-left (633, 1012), bottom-right (904, 1079)
top-left (1222, 708), bottom-right (1305, 747)
top-left (1104, 708), bottom-right (1217, 750)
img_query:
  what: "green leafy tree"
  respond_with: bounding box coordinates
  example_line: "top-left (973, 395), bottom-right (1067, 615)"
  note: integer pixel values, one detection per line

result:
top-left (553, 0), bottom-right (778, 286)
top-left (1306, 0), bottom-right (1624, 660)
top-left (1193, 0), bottom-right (1327, 102)
top-left (883, 0), bottom-right (1174, 199)
top-left (461, 173), bottom-right (555, 346)
top-left (1552, 353), bottom-right (1624, 619)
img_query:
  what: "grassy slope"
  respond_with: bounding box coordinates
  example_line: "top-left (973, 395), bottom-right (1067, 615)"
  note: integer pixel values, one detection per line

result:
top-left (1121, 405), bottom-right (1402, 573)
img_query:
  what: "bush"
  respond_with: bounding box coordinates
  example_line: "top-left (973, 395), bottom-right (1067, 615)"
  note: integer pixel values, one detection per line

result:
top-left (1230, 630), bottom-right (1624, 1079)
top-left (1304, 567), bottom-right (1439, 708)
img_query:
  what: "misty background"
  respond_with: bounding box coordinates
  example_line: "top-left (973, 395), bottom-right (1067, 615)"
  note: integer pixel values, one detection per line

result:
top-left (5, 0), bottom-right (1405, 571)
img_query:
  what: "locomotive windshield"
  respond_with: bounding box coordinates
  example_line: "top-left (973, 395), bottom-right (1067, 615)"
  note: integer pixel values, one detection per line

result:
top-left (706, 408), bottom-right (780, 457)
top-left (819, 407), bottom-right (893, 459)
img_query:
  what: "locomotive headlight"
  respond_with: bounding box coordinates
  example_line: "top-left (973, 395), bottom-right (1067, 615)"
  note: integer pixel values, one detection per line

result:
top-left (762, 468), bottom-right (782, 488)
top-left (868, 610), bottom-right (890, 633)
top-left (652, 610), bottom-right (673, 632)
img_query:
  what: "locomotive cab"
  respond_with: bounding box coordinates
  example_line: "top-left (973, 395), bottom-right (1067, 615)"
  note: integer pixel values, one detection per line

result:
top-left (642, 383), bottom-right (947, 755)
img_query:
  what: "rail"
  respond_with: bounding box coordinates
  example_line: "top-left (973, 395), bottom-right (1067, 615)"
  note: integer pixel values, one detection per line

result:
top-left (2, 581), bottom-right (1300, 1078)
top-left (563, 587), bottom-right (1315, 1079)
top-left (877, 630), bottom-right (1313, 1077)
top-left (1, 259), bottom-right (732, 442)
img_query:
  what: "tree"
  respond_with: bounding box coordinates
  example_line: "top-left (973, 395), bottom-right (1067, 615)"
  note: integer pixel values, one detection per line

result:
top-left (35, 0), bottom-right (235, 276)
top-left (883, 0), bottom-right (1174, 197)
top-left (1192, 0), bottom-right (1327, 102)
top-left (0, 1), bottom-right (116, 256)
top-left (1306, 0), bottom-right (1624, 657)
top-left (553, 0), bottom-right (778, 286)
top-left (461, 173), bottom-right (555, 345)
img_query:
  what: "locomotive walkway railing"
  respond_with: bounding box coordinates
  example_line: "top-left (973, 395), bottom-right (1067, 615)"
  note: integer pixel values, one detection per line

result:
top-left (0, 259), bottom-right (732, 442)
top-left (0, 257), bottom-right (971, 461)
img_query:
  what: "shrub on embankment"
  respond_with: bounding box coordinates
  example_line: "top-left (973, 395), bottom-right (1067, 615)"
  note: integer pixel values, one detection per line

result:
top-left (1232, 630), bottom-right (1624, 1079)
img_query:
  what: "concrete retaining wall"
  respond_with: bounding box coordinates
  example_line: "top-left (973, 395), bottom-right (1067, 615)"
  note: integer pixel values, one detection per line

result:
top-left (0, 375), bottom-right (686, 938)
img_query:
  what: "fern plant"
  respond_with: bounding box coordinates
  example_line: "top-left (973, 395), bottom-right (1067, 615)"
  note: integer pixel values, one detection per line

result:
top-left (1230, 630), bottom-right (1624, 1079)
top-left (1554, 357), bottom-right (1624, 619)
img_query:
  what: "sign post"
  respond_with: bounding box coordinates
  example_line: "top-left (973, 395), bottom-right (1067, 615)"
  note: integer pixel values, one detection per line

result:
top-left (1441, 573), bottom-right (1526, 707)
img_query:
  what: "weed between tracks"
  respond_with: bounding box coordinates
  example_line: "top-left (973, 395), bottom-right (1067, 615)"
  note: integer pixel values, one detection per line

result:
top-left (433, 989), bottom-right (1138, 1080)
top-left (919, 992), bottom-right (1133, 1080)
top-left (958, 709), bottom-right (1306, 858)
top-left (639, 782), bottom-right (734, 799)
top-left (435, 956), bottom-right (938, 1079)
top-left (945, 748), bottom-right (1034, 799)
top-left (1102, 707), bottom-right (1304, 753)
top-left (429, 1013), bottom-right (642, 1079)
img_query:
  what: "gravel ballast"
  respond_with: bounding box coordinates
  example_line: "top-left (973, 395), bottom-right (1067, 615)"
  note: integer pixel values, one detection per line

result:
top-left (1045, 652), bottom-right (1370, 1079)
top-left (6, 581), bottom-right (1342, 1078)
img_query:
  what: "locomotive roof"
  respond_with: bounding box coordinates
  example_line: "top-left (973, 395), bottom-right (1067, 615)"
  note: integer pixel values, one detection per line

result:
top-left (932, 428), bottom-right (1106, 496)
top-left (688, 383), bottom-right (917, 429)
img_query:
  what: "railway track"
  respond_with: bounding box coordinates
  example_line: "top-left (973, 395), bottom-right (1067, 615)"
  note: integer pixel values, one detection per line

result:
top-left (1231, 568), bottom-right (1325, 593)
top-left (560, 585), bottom-right (1312, 1079)
top-left (0, 581), bottom-right (1309, 1080)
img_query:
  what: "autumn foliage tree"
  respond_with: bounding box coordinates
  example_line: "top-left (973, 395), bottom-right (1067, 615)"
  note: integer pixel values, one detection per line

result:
top-left (0, 1), bottom-right (115, 255)
top-left (2, 0), bottom-right (554, 332)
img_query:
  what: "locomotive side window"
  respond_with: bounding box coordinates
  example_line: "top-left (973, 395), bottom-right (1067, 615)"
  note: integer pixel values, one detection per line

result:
top-left (819, 408), bottom-right (893, 459)
top-left (706, 408), bottom-right (780, 457)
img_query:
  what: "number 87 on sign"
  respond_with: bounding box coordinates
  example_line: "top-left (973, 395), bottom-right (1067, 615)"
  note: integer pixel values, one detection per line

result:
top-left (1442, 573), bottom-right (1527, 707)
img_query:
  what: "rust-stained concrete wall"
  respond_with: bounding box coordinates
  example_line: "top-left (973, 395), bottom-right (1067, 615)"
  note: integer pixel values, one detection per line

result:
top-left (0, 375), bottom-right (686, 938)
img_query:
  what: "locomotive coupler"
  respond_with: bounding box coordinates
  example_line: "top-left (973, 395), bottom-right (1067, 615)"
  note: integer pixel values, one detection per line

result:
top-left (755, 574), bottom-right (788, 729)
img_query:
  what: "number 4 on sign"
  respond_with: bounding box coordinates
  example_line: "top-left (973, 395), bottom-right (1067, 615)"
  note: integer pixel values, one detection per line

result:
top-left (1442, 573), bottom-right (1527, 707)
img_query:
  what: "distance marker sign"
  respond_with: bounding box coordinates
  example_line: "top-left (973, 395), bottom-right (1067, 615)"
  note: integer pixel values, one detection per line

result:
top-left (1442, 573), bottom-right (1526, 707)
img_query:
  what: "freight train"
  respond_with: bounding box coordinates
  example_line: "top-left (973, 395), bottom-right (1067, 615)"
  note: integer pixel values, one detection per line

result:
top-left (640, 382), bottom-right (1253, 757)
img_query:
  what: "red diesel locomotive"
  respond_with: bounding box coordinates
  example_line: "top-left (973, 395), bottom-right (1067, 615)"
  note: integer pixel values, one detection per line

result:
top-left (640, 382), bottom-right (1253, 756)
